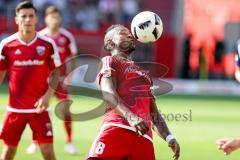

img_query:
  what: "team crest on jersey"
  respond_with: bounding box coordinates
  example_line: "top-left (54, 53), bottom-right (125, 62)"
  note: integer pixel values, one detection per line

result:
top-left (36, 46), bottom-right (46, 56)
top-left (58, 37), bottom-right (66, 45)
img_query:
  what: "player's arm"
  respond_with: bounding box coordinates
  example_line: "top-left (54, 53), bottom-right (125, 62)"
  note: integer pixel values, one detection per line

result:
top-left (217, 138), bottom-right (240, 155)
top-left (35, 40), bottom-right (61, 113)
top-left (100, 76), bottom-right (149, 136)
top-left (0, 70), bottom-right (6, 86)
top-left (0, 52), bottom-right (8, 85)
top-left (66, 32), bottom-right (77, 84)
top-left (0, 43), bottom-right (8, 86)
top-left (69, 54), bottom-right (76, 69)
top-left (35, 68), bottom-right (60, 113)
top-left (67, 31), bottom-right (78, 71)
top-left (69, 38), bottom-right (77, 69)
top-left (150, 98), bottom-right (180, 160)
top-left (67, 53), bottom-right (76, 82)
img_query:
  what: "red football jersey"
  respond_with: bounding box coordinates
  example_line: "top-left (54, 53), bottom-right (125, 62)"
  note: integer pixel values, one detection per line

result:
top-left (0, 33), bottom-right (61, 112)
top-left (39, 28), bottom-right (77, 75)
top-left (98, 55), bottom-right (153, 141)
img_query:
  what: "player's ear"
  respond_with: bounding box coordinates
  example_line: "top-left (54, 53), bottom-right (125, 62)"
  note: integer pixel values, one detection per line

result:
top-left (15, 15), bottom-right (19, 25)
top-left (104, 40), bottom-right (116, 52)
top-left (44, 15), bottom-right (48, 25)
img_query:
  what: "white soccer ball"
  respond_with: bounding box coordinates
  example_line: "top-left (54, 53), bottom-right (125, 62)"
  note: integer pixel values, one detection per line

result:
top-left (131, 11), bottom-right (163, 43)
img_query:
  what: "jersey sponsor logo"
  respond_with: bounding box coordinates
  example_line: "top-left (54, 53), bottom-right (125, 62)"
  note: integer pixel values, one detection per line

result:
top-left (13, 60), bottom-right (44, 66)
top-left (125, 65), bottom-right (151, 82)
top-left (36, 46), bottom-right (46, 56)
top-left (14, 49), bottom-right (22, 55)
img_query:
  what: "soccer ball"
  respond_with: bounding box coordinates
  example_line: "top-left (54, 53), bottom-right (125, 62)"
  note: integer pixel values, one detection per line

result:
top-left (131, 11), bottom-right (163, 43)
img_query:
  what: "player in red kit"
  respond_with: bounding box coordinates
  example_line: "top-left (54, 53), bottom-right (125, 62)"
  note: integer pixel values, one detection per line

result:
top-left (0, 1), bottom-right (61, 160)
top-left (86, 25), bottom-right (180, 160)
top-left (26, 6), bottom-right (78, 155)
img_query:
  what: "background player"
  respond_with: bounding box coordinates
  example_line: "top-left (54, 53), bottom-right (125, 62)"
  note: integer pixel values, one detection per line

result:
top-left (26, 5), bottom-right (78, 155)
top-left (0, 1), bottom-right (61, 160)
top-left (86, 24), bottom-right (180, 160)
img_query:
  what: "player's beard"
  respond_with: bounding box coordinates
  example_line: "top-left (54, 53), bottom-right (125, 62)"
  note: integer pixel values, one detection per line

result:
top-left (118, 41), bottom-right (135, 55)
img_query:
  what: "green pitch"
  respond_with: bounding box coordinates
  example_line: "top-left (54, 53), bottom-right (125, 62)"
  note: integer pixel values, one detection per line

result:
top-left (0, 84), bottom-right (240, 160)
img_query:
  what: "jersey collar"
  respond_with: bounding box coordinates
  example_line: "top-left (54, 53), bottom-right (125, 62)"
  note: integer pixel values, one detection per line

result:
top-left (16, 32), bottom-right (38, 46)
top-left (43, 27), bottom-right (60, 38)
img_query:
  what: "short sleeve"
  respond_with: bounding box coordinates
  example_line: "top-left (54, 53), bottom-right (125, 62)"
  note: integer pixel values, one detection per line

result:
top-left (68, 33), bottom-right (78, 55)
top-left (48, 39), bottom-right (61, 70)
top-left (0, 41), bottom-right (8, 70)
top-left (98, 56), bottom-right (116, 85)
top-left (61, 28), bottom-right (78, 55)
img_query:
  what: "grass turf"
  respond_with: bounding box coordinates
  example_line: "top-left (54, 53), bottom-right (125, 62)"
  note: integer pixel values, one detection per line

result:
top-left (0, 84), bottom-right (240, 160)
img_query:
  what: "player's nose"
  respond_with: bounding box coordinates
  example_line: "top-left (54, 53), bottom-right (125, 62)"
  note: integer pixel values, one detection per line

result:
top-left (128, 35), bottom-right (134, 41)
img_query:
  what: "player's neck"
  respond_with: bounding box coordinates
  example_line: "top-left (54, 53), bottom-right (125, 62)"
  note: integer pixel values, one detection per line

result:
top-left (48, 27), bottom-right (60, 36)
top-left (18, 30), bottom-right (37, 43)
top-left (113, 51), bottom-right (130, 59)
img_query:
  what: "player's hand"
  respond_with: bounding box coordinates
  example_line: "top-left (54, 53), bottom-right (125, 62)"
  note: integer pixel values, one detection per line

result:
top-left (35, 92), bottom-right (51, 114)
top-left (127, 113), bottom-right (149, 136)
top-left (216, 138), bottom-right (240, 155)
top-left (168, 139), bottom-right (180, 160)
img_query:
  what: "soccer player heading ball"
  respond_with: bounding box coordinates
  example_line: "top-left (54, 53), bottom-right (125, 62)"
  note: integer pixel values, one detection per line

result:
top-left (86, 25), bottom-right (180, 160)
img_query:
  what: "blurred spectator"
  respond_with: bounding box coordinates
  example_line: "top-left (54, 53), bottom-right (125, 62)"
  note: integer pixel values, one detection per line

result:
top-left (0, 29), bottom-right (11, 41)
top-left (32, 0), bottom-right (66, 11)
top-left (120, 0), bottom-right (139, 22)
top-left (209, 39), bottom-right (225, 79)
top-left (75, 1), bottom-right (99, 32)
top-left (180, 34), bottom-right (191, 79)
top-left (198, 46), bottom-right (208, 79)
top-left (214, 40), bottom-right (225, 65)
top-left (68, 0), bottom-right (85, 5)
top-left (32, 0), bottom-right (51, 11)
top-left (0, 0), bottom-right (19, 15)
top-left (33, 0), bottom-right (68, 28)
top-left (98, 0), bottom-right (119, 23)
